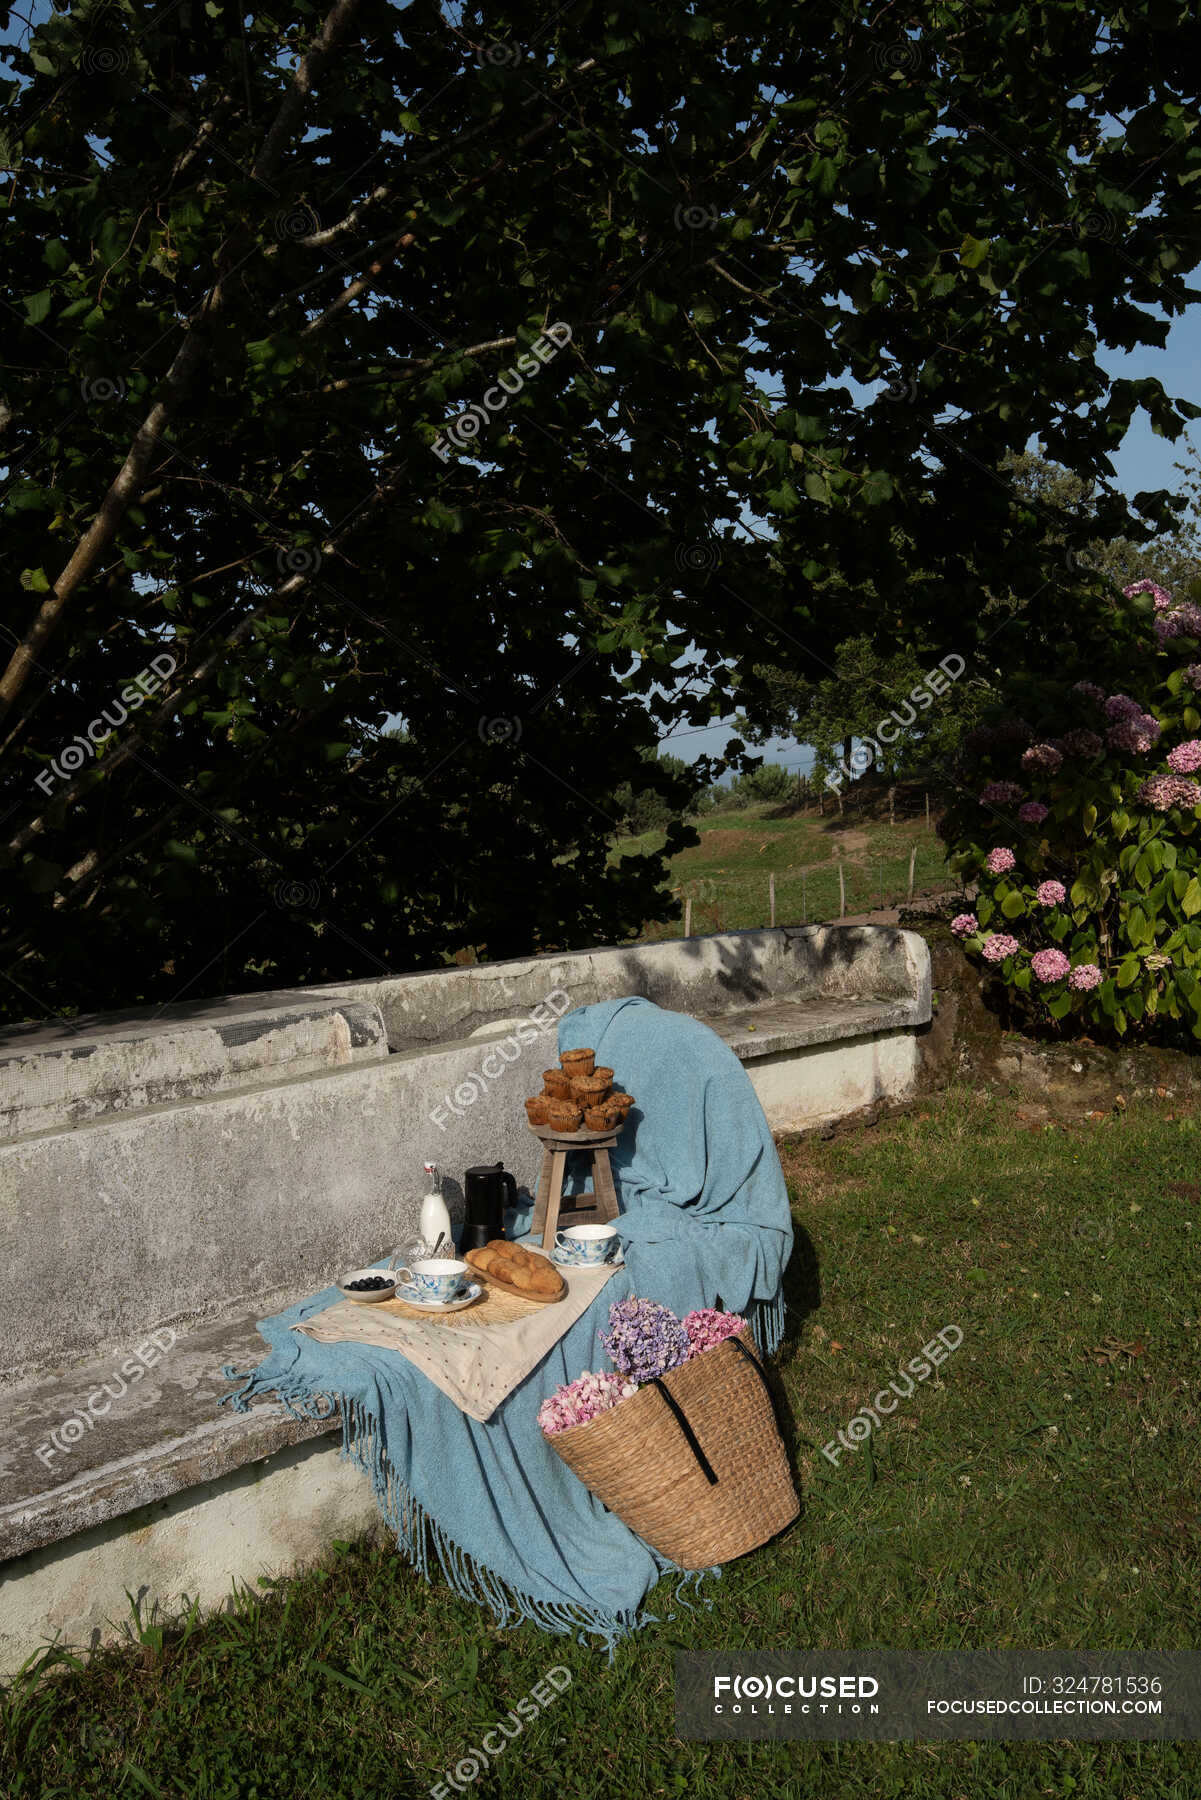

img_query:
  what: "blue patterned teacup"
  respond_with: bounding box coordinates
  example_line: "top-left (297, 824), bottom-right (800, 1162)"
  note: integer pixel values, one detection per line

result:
top-left (554, 1224), bottom-right (620, 1266)
top-left (395, 1256), bottom-right (470, 1303)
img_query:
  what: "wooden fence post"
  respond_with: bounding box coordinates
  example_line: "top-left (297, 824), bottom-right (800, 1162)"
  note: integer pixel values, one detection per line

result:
top-left (769, 871), bottom-right (776, 928)
top-left (925, 791), bottom-right (930, 828)
top-left (838, 863), bottom-right (845, 918)
top-left (908, 841), bottom-right (918, 900)
top-left (802, 869), bottom-right (808, 924)
top-left (684, 895), bottom-right (692, 938)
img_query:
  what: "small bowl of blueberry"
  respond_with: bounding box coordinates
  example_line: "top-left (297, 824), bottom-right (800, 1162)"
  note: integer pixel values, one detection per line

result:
top-left (338, 1267), bottom-right (398, 1304)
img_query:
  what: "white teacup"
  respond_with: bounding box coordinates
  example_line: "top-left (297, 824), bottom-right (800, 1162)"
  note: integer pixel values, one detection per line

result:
top-left (394, 1256), bottom-right (470, 1303)
top-left (554, 1223), bottom-right (620, 1266)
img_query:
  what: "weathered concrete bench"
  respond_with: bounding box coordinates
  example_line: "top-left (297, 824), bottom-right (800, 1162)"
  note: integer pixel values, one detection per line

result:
top-left (0, 925), bottom-right (929, 1670)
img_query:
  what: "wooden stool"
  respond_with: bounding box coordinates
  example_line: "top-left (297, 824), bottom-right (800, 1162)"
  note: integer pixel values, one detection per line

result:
top-left (528, 1123), bottom-right (621, 1251)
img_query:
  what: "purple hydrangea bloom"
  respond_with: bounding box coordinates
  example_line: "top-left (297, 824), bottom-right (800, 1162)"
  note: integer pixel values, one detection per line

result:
top-left (1185, 664), bottom-right (1201, 690)
top-left (1068, 963), bottom-right (1102, 992)
top-left (985, 846), bottom-right (1016, 874)
top-left (1123, 578), bottom-right (1173, 611)
top-left (600, 1297), bottom-right (690, 1382)
top-left (1107, 713), bottom-right (1161, 755)
top-left (1061, 728), bottom-right (1103, 758)
top-left (1104, 693), bottom-right (1143, 721)
top-left (1035, 880), bottom-right (1066, 907)
top-left (1022, 742), bottom-right (1063, 775)
top-left (979, 780), bottom-right (1024, 806)
top-left (951, 912), bottom-right (978, 937)
top-left (1070, 681), bottom-right (1105, 706)
top-left (1154, 604), bottom-right (1201, 644)
top-left (1018, 801), bottom-right (1049, 824)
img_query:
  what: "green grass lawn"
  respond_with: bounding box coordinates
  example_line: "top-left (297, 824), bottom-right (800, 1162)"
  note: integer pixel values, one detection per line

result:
top-left (612, 795), bottom-right (958, 941)
top-left (3, 1089), bottom-right (1199, 1799)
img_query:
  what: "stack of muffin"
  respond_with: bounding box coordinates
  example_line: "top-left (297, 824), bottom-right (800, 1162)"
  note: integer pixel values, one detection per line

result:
top-left (524, 1047), bottom-right (634, 1133)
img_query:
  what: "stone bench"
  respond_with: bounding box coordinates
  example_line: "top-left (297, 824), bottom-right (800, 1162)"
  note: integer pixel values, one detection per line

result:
top-left (0, 924), bottom-right (930, 1671)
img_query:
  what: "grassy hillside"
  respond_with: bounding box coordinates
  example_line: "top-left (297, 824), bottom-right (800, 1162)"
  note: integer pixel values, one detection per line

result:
top-left (612, 785), bottom-right (958, 943)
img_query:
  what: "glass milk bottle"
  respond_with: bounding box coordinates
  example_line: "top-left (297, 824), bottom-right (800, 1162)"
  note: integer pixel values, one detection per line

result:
top-left (418, 1161), bottom-right (453, 1255)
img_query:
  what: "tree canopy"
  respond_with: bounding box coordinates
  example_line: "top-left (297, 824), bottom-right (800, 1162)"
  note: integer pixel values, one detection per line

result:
top-left (2, 0), bottom-right (1200, 1020)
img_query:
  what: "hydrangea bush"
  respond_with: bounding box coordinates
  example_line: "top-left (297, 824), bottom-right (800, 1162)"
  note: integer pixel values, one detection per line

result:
top-left (944, 579), bottom-right (1201, 1044)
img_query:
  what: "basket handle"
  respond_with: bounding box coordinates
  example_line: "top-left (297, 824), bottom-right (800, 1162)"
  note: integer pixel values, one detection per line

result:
top-left (650, 1378), bottom-right (719, 1486)
top-left (724, 1329), bottom-right (782, 1415)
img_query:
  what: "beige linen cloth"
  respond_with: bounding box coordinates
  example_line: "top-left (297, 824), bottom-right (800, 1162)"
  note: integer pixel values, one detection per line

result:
top-left (292, 1262), bottom-right (621, 1422)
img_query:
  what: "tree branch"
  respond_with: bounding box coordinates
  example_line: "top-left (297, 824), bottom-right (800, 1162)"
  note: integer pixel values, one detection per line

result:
top-left (0, 0), bottom-right (366, 731)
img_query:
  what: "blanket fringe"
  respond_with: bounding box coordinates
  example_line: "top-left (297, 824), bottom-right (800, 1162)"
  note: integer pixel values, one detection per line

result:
top-left (750, 1290), bottom-right (786, 1357)
top-left (220, 1368), bottom-right (697, 1661)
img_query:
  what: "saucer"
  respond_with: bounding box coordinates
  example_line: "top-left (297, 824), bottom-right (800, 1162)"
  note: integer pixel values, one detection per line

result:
top-left (393, 1280), bottom-right (482, 1313)
top-left (549, 1250), bottom-right (625, 1271)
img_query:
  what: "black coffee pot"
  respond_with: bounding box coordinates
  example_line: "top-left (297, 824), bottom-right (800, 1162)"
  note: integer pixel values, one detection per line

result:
top-left (461, 1162), bottom-right (518, 1252)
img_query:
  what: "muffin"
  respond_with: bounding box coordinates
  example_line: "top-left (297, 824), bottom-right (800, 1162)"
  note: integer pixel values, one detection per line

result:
top-left (573, 1074), bottom-right (612, 1105)
top-left (544, 1099), bottom-right (583, 1132)
top-left (542, 1068), bottom-right (573, 1099)
top-left (583, 1105), bottom-right (612, 1131)
top-left (592, 1067), bottom-right (614, 1086)
top-left (560, 1047), bottom-right (595, 1078)
top-left (524, 1095), bottom-right (549, 1125)
top-left (608, 1091), bottom-right (634, 1115)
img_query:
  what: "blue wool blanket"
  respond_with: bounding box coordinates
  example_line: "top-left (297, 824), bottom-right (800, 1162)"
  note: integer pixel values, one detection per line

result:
top-left (220, 996), bottom-right (793, 1655)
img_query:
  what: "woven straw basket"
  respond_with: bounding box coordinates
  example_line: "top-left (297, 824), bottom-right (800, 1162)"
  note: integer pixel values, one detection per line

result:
top-left (543, 1328), bottom-right (798, 1569)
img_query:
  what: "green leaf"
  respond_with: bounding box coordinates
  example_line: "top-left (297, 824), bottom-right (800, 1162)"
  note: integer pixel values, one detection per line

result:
top-left (1082, 802), bottom-right (1097, 835)
top-left (1182, 876), bottom-right (1201, 918)
top-left (1116, 958), bottom-right (1140, 988)
top-left (861, 468), bottom-right (893, 505)
top-left (24, 290), bottom-right (53, 325)
top-left (20, 567), bottom-right (51, 592)
top-left (1001, 889), bottom-right (1025, 919)
top-left (959, 234), bottom-right (990, 268)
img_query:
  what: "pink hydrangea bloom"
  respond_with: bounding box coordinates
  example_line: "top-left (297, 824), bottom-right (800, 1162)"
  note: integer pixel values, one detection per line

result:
top-left (1068, 963), bottom-right (1102, 991)
top-left (1167, 739), bottom-right (1201, 775)
top-left (682, 1309), bottom-right (747, 1359)
top-left (1138, 773), bottom-right (1201, 812)
top-left (1018, 801), bottom-right (1049, 824)
top-left (1061, 728), bottom-right (1103, 758)
top-left (951, 912), bottom-right (978, 937)
top-left (1154, 604), bottom-right (1201, 644)
top-left (1035, 880), bottom-right (1066, 906)
top-left (1104, 693), bottom-right (1143, 721)
top-left (1186, 664), bottom-right (1201, 689)
top-left (1022, 742), bottom-right (1063, 774)
top-left (1123, 578), bottom-right (1173, 611)
top-left (1107, 713), bottom-right (1161, 755)
top-left (979, 780), bottom-right (1024, 806)
top-left (1031, 948), bottom-right (1071, 983)
top-left (985, 846), bottom-right (1016, 874)
top-left (538, 1369), bottom-right (638, 1435)
top-left (1070, 681), bottom-right (1105, 705)
top-left (980, 933), bottom-right (1020, 963)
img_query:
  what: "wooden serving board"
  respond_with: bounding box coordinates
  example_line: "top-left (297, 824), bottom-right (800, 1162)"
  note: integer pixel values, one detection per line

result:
top-left (526, 1119), bottom-right (625, 1146)
top-left (470, 1253), bottom-right (566, 1305)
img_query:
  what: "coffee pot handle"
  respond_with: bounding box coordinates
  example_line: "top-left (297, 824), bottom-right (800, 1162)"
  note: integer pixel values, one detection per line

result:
top-left (499, 1169), bottom-right (518, 1209)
